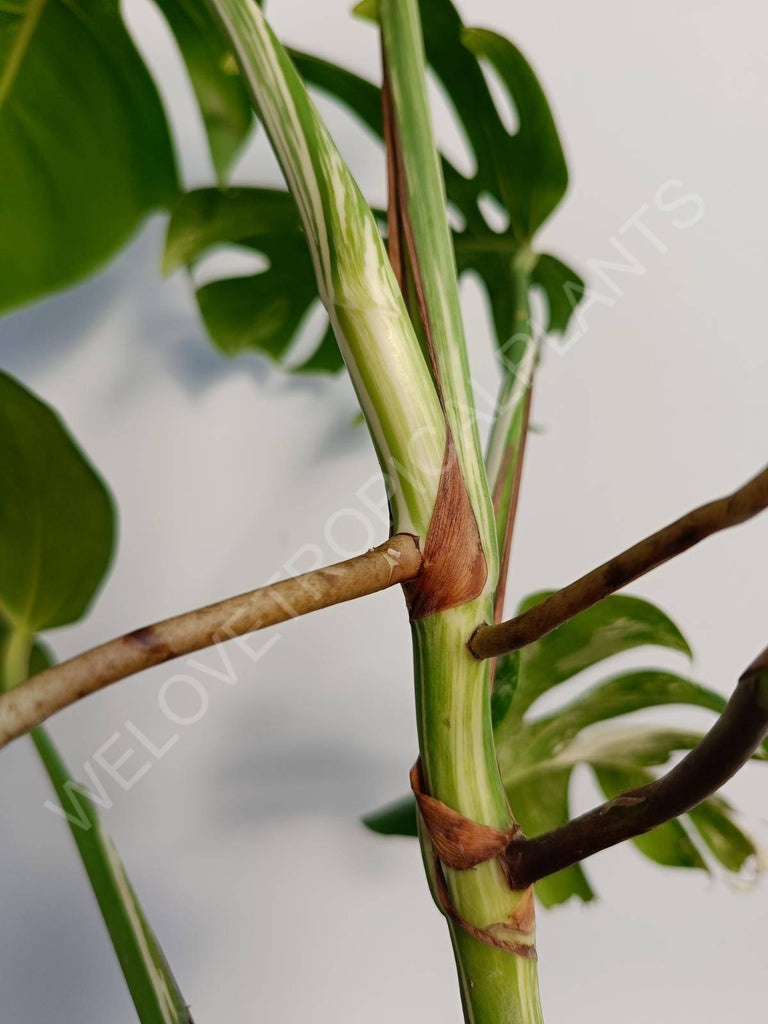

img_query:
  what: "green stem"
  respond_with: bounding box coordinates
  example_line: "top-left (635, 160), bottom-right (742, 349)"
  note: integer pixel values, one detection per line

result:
top-left (413, 602), bottom-right (542, 1023)
top-left (486, 255), bottom-right (536, 619)
top-left (377, 4), bottom-right (543, 1018)
top-left (1, 624), bottom-right (31, 692)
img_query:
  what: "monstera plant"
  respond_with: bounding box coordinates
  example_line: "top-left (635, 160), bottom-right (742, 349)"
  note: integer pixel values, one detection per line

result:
top-left (0, 0), bottom-right (766, 1021)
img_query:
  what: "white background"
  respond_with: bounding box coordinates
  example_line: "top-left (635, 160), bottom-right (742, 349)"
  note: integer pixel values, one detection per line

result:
top-left (1, 0), bottom-right (766, 1020)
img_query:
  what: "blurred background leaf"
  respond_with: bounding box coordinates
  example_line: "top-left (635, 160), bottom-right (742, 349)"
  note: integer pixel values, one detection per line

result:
top-left (164, 0), bottom-right (584, 373)
top-left (0, 0), bottom-right (178, 314)
top-left (0, 373), bottom-right (190, 1022)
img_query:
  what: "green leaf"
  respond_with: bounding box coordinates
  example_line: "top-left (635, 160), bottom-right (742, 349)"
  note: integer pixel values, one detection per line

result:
top-left (165, 188), bottom-right (343, 371)
top-left (0, 372), bottom-right (115, 633)
top-left (152, 0), bottom-right (252, 180)
top-left (0, 0), bottom-right (178, 313)
top-left (490, 649), bottom-right (519, 727)
top-left (362, 795), bottom-right (418, 837)
top-left (291, 49), bottom-right (383, 138)
top-left (0, 397), bottom-right (189, 1021)
top-left (460, 27), bottom-right (567, 240)
top-left (531, 253), bottom-right (585, 336)
top-left (170, 0), bottom-right (584, 368)
top-left (526, 669), bottom-right (728, 762)
top-left (506, 767), bottom-right (595, 908)
top-left (593, 765), bottom-right (706, 870)
top-left (688, 799), bottom-right (757, 875)
top-left (503, 592), bottom-right (692, 721)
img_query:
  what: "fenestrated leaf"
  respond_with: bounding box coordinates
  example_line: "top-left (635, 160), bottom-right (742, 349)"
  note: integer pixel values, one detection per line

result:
top-left (531, 254), bottom-right (585, 336)
top-left (0, 372), bottom-right (115, 632)
top-left (170, 0), bottom-right (584, 368)
top-left (499, 592), bottom-right (692, 722)
top-left (165, 188), bottom-right (343, 372)
top-left (460, 28), bottom-right (567, 241)
top-left (593, 765), bottom-right (706, 870)
top-left (164, 187), bottom-right (303, 272)
top-left (0, 0), bottom-right (178, 314)
top-left (152, 0), bottom-right (252, 180)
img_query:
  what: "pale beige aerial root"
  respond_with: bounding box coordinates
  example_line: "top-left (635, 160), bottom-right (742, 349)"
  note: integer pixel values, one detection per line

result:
top-left (0, 534), bottom-right (422, 751)
top-left (470, 463), bottom-right (768, 661)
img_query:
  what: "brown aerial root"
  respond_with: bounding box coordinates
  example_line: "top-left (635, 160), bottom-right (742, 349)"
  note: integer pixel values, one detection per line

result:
top-left (0, 535), bottom-right (423, 751)
top-left (471, 462), bottom-right (768, 660)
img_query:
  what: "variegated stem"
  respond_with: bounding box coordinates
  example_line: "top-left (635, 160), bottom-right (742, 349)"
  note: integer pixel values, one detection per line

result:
top-left (206, 0), bottom-right (445, 538)
top-left (485, 256), bottom-right (537, 623)
top-left (379, 4), bottom-right (542, 1020)
top-left (378, 0), bottom-right (497, 582)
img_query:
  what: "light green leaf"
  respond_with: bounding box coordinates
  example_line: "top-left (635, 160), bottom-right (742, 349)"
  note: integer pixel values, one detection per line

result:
top-left (152, 0), bottom-right (252, 180)
top-left (0, 372), bottom-right (115, 633)
top-left (688, 799), bottom-right (757, 875)
top-left (525, 669), bottom-right (727, 762)
top-left (502, 591), bottom-right (692, 721)
top-left (0, 0), bottom-right (178, 313)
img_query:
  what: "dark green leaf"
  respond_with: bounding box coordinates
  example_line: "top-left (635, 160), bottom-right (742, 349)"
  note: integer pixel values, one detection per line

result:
top-left (460, 27), bottom-right (567, 240)
top-left (531, 253), bottom-right (585, 336)
top-left (362, 795), bottom-right (418, 837)
top-left (0, 372), bottom-right (115, 632)
top-left (153, 0), bottom-right (252, 180)
top-left (491, 649), bottom-right (519, 727)
top-left (0, 0), bottom-right (178, 313)
top-left (165, 187), bottom-right (342, 372)
top-left (171, 0), bottom-right (584, 367)
top-left (164, 187), bottom-right (303, 272)
top-left (291, 49), bottom-right (383, 137)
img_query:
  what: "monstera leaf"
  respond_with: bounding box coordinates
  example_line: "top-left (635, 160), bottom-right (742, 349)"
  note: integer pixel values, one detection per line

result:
top-left (164, 187), bottom-right (344, 372)
top-left (0, 373), bottom-right (190, 1021)
top-left (0, 0), bottom-right (178, 314)
top-left (165, 0), bottom-right (583, 372)
top-left (151, 0), bottom-right (253, 180)
top-left (365, 592), bottom-right (765, 908)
